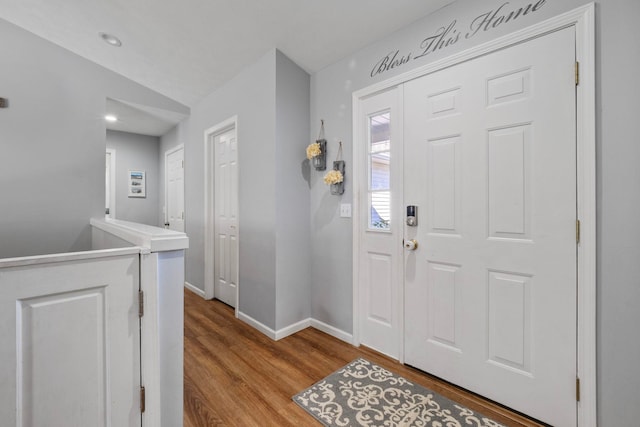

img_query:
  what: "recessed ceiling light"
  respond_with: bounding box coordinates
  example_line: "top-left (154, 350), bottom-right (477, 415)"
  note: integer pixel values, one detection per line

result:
top-left (99, 32), bottom-right (122, 47)
top-left (105, 114), bottom-right (118, 122)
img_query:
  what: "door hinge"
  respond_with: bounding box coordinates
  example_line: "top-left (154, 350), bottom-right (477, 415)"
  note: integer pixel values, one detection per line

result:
top-left (575, 61), bottom-right (580, 86)
top-left (576, 377), bottom-right (581, 402)
top-left (182, 160), bottom-right (184, 168)
top-left (181, 211), bottom-right (185, 220)
top-left (138, 290), bottom-right (144, 318)
top-left (140, 386), bottom-right (146, 413)
top-left (576, 219), bottom-right (581, 244)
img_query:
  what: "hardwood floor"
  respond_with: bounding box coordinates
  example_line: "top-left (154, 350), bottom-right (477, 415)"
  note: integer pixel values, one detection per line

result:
top-left (183, 289), bottom-right (544, 427)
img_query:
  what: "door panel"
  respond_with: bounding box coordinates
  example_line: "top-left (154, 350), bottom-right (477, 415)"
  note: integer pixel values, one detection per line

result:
top-left (358, 88), bottom-right (403, 358)
top-left (404, 28), bottom-right (577, 426)
top-left (214, 127), bottom-right (238, 307)
top-left (0, 254), bottom-right (140, 426)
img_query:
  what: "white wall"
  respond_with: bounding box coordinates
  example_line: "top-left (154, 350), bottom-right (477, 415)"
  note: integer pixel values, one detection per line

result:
top-left (0, 18), bottom-right (188, 258)
top-left (106, 130), bottom-right (160, 226)
top-left (309, 0), bottom-right (640, 424)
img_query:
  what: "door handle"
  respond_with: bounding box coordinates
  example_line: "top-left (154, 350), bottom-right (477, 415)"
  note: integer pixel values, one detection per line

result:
top-left (404, 239), bottom-right (418, 251)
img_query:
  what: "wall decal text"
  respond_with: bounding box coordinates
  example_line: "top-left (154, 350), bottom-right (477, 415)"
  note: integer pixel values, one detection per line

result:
top-left (370, 0), bottom-right (547, 78)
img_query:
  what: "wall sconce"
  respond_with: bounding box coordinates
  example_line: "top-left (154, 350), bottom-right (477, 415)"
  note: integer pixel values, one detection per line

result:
top-left (323, 141), bottom-right (345, 195)
top-left (329, 160), bottom-right (345, 195)
top-left (312, 139), bottom-right (327, 170)
top-left (306, 120), bottom-right (327, 170)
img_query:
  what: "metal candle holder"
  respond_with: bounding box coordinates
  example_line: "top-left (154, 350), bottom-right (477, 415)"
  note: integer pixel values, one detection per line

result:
top-left (313, 139), bottom-right (327, 170)
top-left (330, 160), bottom-right (345, 195)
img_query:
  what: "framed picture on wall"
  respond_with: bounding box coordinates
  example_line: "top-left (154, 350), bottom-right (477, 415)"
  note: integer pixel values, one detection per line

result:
top-left (128, 170), bottom-right (146, 198)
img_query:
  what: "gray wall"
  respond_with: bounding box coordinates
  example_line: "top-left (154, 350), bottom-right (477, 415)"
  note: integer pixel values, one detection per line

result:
top-left (175, 49), bottom-right (311, 331)
top-left (274, 50), bottom-right (311, 330)
top-left (179, 50), bottom-right (278, 328)
top-left (309, 0), bottom-right (640, 424)
top-left (106, 130), bottom-right (160, 226)
top-left (595, 1), bottom-right (640, 425)
top-left (0, 18), bottom-right (188, 258)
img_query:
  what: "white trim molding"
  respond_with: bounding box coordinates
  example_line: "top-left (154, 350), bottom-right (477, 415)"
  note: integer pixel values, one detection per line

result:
top-left (184, 281), bottom-right (205, 298)
top-left (237, 312), bottom-right (354, 344)
top-left (574, 5), bottom-right (597, 426)
top-left (238, 311), bottom-right (278, 340)
top-left (310, 319), bottom-right (355, 345)
top-left (352, 4), bottom-right (596, 426)
top-left (275, 319), bottom-right (311, 341)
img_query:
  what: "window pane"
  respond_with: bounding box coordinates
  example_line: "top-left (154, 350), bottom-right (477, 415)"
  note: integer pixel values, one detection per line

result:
top-left (369, 112), bottom-right (390, 153)
top-left (368, 111), bottom-right (391, 230)
top-left (370, 191), bottom-right (391, 230)
top-left (370, 152), bottom-right (390, 190)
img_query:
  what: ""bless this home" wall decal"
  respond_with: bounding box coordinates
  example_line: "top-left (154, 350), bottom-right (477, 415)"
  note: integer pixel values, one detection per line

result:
top-left (370, 0), bottom-right (547, 78)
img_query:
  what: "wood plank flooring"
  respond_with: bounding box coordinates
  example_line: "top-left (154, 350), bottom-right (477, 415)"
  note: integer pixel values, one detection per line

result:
top-left (183, 289), bottom-right (544, 427)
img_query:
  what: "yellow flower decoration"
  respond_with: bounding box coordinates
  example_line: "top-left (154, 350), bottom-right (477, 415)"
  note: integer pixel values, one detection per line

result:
top-left (323, 169), bottom-right (344, 185)
top-left (306, 142), bottom-right (322, 159)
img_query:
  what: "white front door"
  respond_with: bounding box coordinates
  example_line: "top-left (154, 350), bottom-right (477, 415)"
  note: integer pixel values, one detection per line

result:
top-left (214, 127), bottom-right (238, 307)
top-left (404, 28), bottom-right (577, 426)
top-left (357, 88), bottom-right (403, 358)
top-left (166, 146), bottom-right (185, 232)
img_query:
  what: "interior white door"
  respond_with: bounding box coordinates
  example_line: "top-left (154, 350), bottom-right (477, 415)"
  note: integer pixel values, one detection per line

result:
top-left (214, 127), bottom-right (238, 307)
top-left (403, 28), bottom-right (577, 426)
top-left (357, 88), bottom-right (403, 358)
top-left (106, 149), bottom-right (116, 218)
top-left (0, 253), bottom-right (141, 426)
top-left (166, 146), bottom-right (185, 232)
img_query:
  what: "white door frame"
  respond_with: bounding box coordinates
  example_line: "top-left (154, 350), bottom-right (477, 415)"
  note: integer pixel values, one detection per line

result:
top-left (352, 4), bottom-right (596, 425)
top-left (106, 148), bottom-right (116, 219)
top-left (164, 144), bottom-right (184, 230)
top-left (204, 116), bottom-right (239, 315)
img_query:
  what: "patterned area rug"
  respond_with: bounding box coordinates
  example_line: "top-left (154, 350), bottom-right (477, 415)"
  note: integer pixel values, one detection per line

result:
top-left (293, 358), bottom-right (505, 427)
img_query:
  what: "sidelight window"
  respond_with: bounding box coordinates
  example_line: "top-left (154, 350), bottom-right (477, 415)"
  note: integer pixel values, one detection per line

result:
top-left (368, 112), bottom-right (391, 230)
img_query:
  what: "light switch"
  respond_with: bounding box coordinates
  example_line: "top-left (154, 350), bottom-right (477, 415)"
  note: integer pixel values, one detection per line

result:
top-left (340, 203), bottom-right (352, 218)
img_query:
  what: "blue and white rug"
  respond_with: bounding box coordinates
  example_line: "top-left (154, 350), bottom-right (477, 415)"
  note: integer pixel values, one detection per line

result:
top-left (293, 358), bottom-right (505, 427)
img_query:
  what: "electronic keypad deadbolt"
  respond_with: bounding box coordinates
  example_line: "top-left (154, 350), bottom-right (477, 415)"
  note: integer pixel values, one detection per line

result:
top-left (406, 205), bottom-right (417, 226)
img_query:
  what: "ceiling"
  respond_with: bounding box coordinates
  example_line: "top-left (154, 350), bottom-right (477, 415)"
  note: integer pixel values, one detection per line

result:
top-left (0, 0), bottom-right (454, 109)
top-left (105, 98), bottom-right (188, 137)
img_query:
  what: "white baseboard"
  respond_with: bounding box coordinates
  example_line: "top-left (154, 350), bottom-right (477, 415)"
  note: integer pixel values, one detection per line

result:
top-left (237, 312), bottom-right (352, 344)
top-left (310, 318), bottom-right (354, 345)
top-left (238, 311), bottom-right (277, 340)
top-left (275, 318), bottom-right (311, 341)
top-left (184, 281), bottom-right (205, 298)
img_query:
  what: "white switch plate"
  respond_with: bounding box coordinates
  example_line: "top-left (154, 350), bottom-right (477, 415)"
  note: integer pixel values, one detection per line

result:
top-left (340, 203), bottom-right (352, 218)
